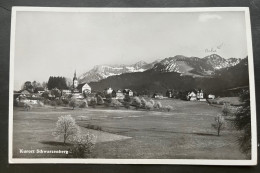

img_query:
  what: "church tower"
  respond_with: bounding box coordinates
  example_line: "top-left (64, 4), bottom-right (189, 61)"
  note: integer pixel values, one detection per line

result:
top-left (73, 70), bottom-right (78, 89)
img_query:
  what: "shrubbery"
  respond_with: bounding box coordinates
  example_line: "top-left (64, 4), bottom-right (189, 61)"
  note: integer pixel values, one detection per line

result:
top-left (140, 97), bottom-right (147, 109)
top-left (50, 100), bottom-right (57, 107)
top-left (129, 97), bottom-right (172, 111)
top-left (37, 100), bottom-right (44, 107)
top-left (24, 103), bottom-right (32, 111)
top-left (222, 102), bottom-right (230, 116)
top-left (69, 99), bottom-right (79, 110)
top-left (105, 94), bottom-right (112, 102)
top-left (132, 96), bottom-right (141, 109)
top-left (68, 133), bottom-right (96, 158)
top-left (89, 97), bottom-right (97, 108)
top-left (79, 101), bottom-right (88, 108)
top-left (154, 101), bottom-right (162, 109)
top-left (111, 99), bottom-right (122, 109)
top-left (41, 91), bottom-right (49, 99)
top-left (44, 99), bottom-right (51, 105)
top-left (164, 105), bottom-right (173, 112)
top-left (123, 102), bottom-right (131, 109)
top-left (149, 99), bottom-right (155, 107)
top-left (97, 95), bottom-right (104, 105)
top-left (55, 99), bottom-right (63, 106)
top-left (123, 95), bottom-right (131, 109)
top-left (124, 95), bottom-right (131, 103)
top-left (62, 98), bottom-right (69, 105)
top-left (145, 102), bottom-right (153, 110)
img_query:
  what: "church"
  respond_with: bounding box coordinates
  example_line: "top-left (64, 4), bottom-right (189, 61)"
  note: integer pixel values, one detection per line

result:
top-left (72, 71), bottom-right (91, 95)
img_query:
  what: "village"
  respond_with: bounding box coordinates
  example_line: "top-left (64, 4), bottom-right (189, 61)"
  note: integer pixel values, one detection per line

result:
top-left (14, 71), bottom-right (218, 110)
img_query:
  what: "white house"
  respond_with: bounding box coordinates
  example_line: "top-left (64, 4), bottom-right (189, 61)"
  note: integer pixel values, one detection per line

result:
top-left (187, 91), bottom-right (197, 101)
top-left (77, 83), bottom-right (91, 94)
top-left (116, 90), bottom-right (125, 99)
top-left (123, 89), bottom-right (133, 97)
top-left (104, 87), bottom-right (113, 95)
top-left (187, 90), bottom-right (206, 101)
top-left (197, 90), bottom-right (204, 99)
top-left (208, 94), bottom-right (216, 99)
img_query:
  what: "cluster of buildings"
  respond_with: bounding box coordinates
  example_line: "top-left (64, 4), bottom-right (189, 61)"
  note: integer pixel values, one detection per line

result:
top-left (15, 71), bottom-right (217, 105)
top-left (103, 88), bottom-right (134, 99)
top-left (15, 71), bottom-right (135, 104)
top-left (165, 89), bottom-right (215, 101)
top-left (187, 90), bottom-right (206, 101)
top-left (186, 90), bottom-right (215, 101)
top-left (62, 71), bottom-right (134, 99)
top-left (60, 71), bottom-right (92, 99)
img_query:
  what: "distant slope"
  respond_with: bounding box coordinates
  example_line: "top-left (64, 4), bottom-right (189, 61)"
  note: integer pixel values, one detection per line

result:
top-left (89, 57), bottom-right (248, 96)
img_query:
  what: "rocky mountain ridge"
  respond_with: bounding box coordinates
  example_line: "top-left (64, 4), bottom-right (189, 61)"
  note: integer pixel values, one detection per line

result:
top-left (79, 54), bottom-right (242, 83)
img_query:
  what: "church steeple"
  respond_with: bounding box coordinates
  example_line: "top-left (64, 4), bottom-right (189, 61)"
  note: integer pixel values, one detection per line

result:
top-left (73, 70), bottom-right (77, 80)
top-left (73, 70), bottom-right (78, 88)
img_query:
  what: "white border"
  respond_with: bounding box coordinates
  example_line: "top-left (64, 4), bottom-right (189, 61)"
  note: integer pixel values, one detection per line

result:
top-left (9, 7), bottom-right (257, 165)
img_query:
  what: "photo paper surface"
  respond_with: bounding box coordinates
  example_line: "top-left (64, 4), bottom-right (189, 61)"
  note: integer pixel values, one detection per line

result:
top-left (9, 7), bottom-right (257, 165)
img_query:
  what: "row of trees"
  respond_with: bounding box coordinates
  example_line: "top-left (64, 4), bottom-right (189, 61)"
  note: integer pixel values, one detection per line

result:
top-left (47, 76), bottom-right (68, 90)
top-left (21, 76), bottom-right (69, 93)
top-left (21, 81), bottom-right (47, 93)
top-left (131, 96), bottom-right (173, 111)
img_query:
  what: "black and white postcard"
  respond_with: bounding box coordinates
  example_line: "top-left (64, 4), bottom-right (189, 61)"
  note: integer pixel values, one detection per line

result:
top-left (9, 7), bottom-right (257, 165)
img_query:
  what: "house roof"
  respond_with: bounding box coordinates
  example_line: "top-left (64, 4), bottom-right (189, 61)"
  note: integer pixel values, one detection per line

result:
top-left (77, 83), bottom-right (91, 90)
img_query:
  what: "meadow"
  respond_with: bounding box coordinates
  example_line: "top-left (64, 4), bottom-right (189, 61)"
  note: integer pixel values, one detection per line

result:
top-left (12, 99), bottom-right (246, 159)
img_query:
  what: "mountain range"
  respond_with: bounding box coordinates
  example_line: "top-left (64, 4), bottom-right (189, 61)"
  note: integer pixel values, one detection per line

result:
top-left (78, 54), bottom-right (242, 83)
top-left (88, 57), bottom-right (249, 96)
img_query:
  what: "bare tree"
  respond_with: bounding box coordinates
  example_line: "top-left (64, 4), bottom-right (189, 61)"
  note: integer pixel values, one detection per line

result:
top-left (212, 114), bottom-right (226, 136)
top-left (53, 115), bottom-right (80, 144)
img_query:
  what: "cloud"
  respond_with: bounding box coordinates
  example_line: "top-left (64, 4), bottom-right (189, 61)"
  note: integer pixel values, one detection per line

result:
top-left (198, 13), bottom-right (222, 22)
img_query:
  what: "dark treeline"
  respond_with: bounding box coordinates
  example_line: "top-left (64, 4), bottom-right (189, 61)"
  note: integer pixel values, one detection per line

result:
top-left (47, 76), bottom-right (68, 90)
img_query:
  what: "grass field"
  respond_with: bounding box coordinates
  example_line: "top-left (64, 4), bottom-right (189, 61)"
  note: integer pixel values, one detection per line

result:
top-left (12, 99), bottom-right (247, 159)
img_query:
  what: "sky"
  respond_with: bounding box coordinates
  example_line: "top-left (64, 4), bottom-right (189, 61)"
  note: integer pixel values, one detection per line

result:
top-left (14, 10), bottom-right (248, 90)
